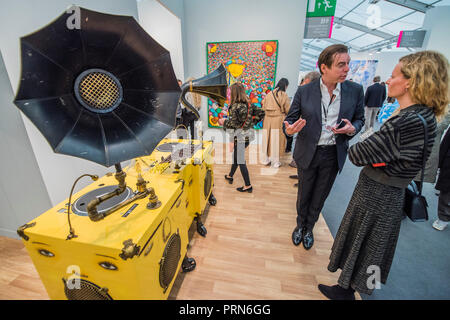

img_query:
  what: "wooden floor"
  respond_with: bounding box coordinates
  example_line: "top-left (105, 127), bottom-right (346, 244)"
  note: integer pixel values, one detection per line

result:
top-left (0, 143), bottom-right (358, 300)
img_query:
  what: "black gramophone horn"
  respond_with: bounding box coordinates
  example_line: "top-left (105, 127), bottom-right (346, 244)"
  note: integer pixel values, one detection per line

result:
top-left (13, 7), bottom-right (181, 167)
top-left (180, 64), bottom-right (227, 120)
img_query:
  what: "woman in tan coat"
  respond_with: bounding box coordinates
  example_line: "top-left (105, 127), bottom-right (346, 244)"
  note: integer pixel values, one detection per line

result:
top-left (262, 78), bottom-right (290, 167)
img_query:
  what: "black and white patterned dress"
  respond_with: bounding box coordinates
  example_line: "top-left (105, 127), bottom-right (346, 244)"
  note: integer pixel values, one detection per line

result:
top-left (328, 104), bottom-right (437, 295)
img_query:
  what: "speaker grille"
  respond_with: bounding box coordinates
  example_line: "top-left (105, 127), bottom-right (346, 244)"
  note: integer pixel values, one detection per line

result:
top-left (64, 279), bottom-right (112, 300)
top-left (74, 69), bottom-right (123, 113)
top-left (79, 72), bottom-right (119, 109)
top-left (159, 232), bottom-right (181, 291)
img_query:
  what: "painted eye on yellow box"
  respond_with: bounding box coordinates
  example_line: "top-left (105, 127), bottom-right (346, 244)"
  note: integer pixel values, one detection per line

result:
top-left (99, 262), bottom-right (118, 271)
top-left (38, 249), bottom-right (55, 257)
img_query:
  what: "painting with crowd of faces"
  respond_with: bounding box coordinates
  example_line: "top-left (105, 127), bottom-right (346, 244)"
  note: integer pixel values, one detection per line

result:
top-left (206, 40), bottom-right (279, 128)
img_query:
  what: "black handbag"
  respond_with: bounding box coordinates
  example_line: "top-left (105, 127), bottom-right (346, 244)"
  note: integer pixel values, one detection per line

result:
top-left (404, 114), bottom-right (429, 222)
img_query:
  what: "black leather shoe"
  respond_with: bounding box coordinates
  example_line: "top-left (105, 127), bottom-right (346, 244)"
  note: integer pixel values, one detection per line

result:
top-left (303, 229), bottom-right (314, 250)
top-left (237, 186), bottom-right (252, 193)
top-left (292, 226), bottom-right (303, 246)
top-left (318, 284), bottom-right (355, 300)
top-left (224, 175), bottom-right (233, 184)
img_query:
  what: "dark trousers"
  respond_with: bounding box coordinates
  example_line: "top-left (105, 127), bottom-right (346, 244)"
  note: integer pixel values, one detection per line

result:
top-left (286, 135), bottom-right (293, 152)
top-left (438, 190), bottom-right (450, 222)
top-left (296, 145), bottom-right (339, 231)
top-left (188, 120), bottom-right (195, 139)
top-left (229, 137), bottom-right (251, 186)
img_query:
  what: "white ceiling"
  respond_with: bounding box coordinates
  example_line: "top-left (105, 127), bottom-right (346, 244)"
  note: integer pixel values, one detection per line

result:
top-left (300, 0), bottom-right (450, 70)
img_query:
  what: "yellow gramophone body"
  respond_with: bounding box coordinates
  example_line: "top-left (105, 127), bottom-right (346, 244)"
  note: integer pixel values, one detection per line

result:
top-left (18, 138), bottom-right (214, 300)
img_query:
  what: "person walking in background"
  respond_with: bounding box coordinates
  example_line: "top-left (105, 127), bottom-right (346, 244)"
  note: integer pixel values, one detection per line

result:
top-left (218, 83), bottom-right (254, 193)
top-left (319, 51), bottom-right (447, 300)
top-left (288, 71), bottom-right (321, 188)
top-left (413, 110), bottom-right (450, 190)
top-left (289, 71), bottom-right (321, 170)
top-left (182, 77), bottom-right (202, 140)
top-left (261, 78), bottom-right (290, 168)
top-left (284, 44), bottom-right (365, 251)
top-left (364, 75), bottom-right (386, 132)
top-left (176, 79), bottom-right (185, 139)
top-left (433, 124), bottom-right (450, 231)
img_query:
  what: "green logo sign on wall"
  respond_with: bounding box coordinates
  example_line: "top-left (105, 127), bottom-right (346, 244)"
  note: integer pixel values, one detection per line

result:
top-left (306, 0), bottom-right (337, 17)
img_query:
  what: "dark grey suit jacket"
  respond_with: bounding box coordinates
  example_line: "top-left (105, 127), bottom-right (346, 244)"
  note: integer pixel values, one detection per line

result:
top-left (364, 82), bottom-right (386, 108)
top-left (284, 79), bottom-right (365, 172)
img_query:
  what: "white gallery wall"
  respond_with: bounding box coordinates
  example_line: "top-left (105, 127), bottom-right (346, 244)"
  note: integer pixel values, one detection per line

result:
top-left (0, 51), bottom-right (52, 238)
top-left (137, 0), bottom-right (184, 81)
top-left (157, 0), bottom-right (187, 77)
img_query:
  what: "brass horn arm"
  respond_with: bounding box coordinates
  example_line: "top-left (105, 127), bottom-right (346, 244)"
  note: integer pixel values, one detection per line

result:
top-left (178, 64), bottom-right (227, 122)
top-left (180, 82), bottom-right (200, 120)
top-left (87, 166), bottom-right (127, 222)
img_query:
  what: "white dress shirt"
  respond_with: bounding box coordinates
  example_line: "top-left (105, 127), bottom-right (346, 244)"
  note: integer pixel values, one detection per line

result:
top-left (318, 78), bottom-right (341, 146)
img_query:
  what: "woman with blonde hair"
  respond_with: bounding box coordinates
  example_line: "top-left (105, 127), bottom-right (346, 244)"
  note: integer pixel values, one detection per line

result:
top-left (318, 51), bottom-right (448, 300)
top-left (261, 78), bottom-right (290, 167)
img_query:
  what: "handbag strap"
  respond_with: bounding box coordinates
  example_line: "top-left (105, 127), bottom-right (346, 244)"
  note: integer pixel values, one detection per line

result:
top-left (272, 90), bottom-right (283, 111)
top-left (416, 113), bottom-right (428, 195)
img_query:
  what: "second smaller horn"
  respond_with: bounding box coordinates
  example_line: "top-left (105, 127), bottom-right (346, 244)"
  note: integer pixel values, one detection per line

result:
top-left (179, 64), bottom-right (228, 120)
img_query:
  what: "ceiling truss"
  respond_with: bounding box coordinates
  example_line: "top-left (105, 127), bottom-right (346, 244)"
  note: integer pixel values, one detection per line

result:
top-left (302, 0), bottom-right (440, 61)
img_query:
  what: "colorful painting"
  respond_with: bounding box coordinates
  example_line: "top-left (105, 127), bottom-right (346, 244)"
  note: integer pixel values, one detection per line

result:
top-left (206, 40), bottom-right (279, 128)
top-left (347, 60), bottom-right (379, 92)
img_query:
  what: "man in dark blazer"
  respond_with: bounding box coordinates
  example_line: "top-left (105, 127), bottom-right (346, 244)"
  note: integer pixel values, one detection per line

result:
top-left (433, 127), bottom-right (450, 231)
top-left (284, 44), bottom-right (365, 250)
top-left (364, 76), bottom-right (386, 131)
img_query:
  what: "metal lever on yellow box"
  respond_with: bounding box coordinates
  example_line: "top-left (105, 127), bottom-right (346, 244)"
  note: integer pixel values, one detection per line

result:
top-left (87, 163), bottom-right (159, 222)
top-left (66, 173), bottom-right (99, 240)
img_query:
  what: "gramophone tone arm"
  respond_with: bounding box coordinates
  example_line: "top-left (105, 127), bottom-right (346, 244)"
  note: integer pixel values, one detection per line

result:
top-left (88, 191), bottom-right (149, 221)
top-left (180, 82), bottom-right (200, 120)
top-left (87, 166), bottom-right (127, 222)
top-left (87, 187), bottom-right (124, 221)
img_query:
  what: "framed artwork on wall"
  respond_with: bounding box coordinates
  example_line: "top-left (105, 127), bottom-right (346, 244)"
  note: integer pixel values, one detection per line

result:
top-left (206, 40), bottom-right (279, 128)
top-left (347, 60), bottom-right (379, 92)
